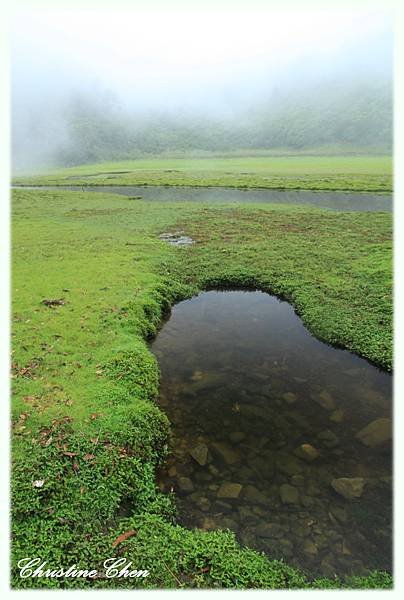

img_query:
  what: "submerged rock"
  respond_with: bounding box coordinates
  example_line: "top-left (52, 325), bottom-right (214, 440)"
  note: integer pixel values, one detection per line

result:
top-left (188, 372), bottom-right (228, 394)
top-left (290, 475), bottom-right (305, 487)
top-left (195, 496), bottom-right (211, 512)
top-left (329, 506), bottom-right (348, 524)
top-left (301, 495), bottom-right (315, 508)
top-left (189, 442), bottom-right (209, 466)
top-left (277, 538), bottom-right (294, 559)
top-left (238, 506), bottom-right (257, 522)
top-left (259, 522), bottom-right (284, 539)
top-left (282, 392), bottom-right (297, 404)
top-left (221, 517), bottom-right (239, 531)
top-left (317, 429), bottom-right (339, 448)
top-left (212, 500), bottom-right (233, 513)
top-left (320, 556), bottom-right (338, 578)
top-left (217, 481), bottom-right (243, 499)
top-left (356, 418), bottom-right (392, 447)
top-left (302, 539), bottom-right (318, 556)
top-left (242, 484), bottom-right (268, 505)
top-left (208, 464), bottom-right (220, 477)
top-left (279, 483), bottom-right (299, 504)
top-left (177, 476), bottom-right (194, 494)
top-left (329, 409), bottom-right (345, 423)
top-left (190, 370), bottom-right (204, 381)
top-left (210, 441), bottom-right (240, 465)
top-left (313, 390), bottom-right (336, 411)
top-left (276, 453), bottom-right (304, 476)
top-left (251, 456), bottom-right (275, 480)
top-left (295, 443), bottom-right (320, 462)
top-left (331, 477), bottom-right (365, 499)
top-left (228, 431), bottom-right (246, 443)
top-left (201, 517), bottom-right (217, 530)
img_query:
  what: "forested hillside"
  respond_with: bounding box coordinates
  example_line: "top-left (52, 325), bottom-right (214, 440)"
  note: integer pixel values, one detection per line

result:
top-left (13, 81), bottom-right (392, 169)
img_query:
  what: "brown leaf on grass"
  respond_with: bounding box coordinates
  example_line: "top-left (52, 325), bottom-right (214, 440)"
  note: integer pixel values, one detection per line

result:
top-left (41, 298), bottom-right (65, 307)
top-left (72, 461), bottom-right (79, 473)
top-left (23, 395), bottom-right (38, 405)
top-left (13, 360), bottom-right (40, 378)
top-left (62, 450), bottom-right (77, 457)
top-left (83, 453), bottom-right (95, 461)
top-left (112, 530), bottom-right (137, 548)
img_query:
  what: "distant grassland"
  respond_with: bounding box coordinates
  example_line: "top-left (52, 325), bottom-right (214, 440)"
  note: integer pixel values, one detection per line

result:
top-left (13, 155), bottom-right (392, 192)
top-left (11, 188), bottom-right (392, 589)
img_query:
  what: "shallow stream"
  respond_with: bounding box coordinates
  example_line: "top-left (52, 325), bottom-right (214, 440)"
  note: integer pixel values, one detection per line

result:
top-left (15, 185), bottom-right (392, 212)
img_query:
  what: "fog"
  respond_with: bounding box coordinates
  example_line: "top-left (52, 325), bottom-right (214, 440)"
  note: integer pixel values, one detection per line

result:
top-left (11, 6), bottom-right (393, 171)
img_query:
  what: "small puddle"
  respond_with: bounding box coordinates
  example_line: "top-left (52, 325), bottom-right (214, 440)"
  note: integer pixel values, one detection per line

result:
top-left (150, 290), bottom-right (392, 578)
top-left (159, 231), bottom-right (195, 246)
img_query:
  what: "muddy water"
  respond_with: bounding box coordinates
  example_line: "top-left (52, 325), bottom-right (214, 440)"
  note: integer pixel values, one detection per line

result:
top-left (151, 290), bottom-right (392, 578)
top-left (16, 185), bottom-right (392, 212)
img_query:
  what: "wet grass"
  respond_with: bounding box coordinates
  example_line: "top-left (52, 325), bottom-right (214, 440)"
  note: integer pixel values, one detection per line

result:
top-left (13, 155), bottom-right (392, 192)
top-left (11, 189), bottom-right (392, 589)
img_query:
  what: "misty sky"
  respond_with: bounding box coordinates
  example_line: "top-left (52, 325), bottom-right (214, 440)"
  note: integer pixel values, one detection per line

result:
top-left (11, 4), bottom-right (393, 170)
top-left (12, 6), bottom-right (392, 115)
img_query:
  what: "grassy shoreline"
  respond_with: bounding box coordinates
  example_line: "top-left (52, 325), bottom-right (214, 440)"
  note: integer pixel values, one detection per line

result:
top-left (12, 155), bottom-right (393, 193)
top-left (11, 188), bottom-right (392, 589)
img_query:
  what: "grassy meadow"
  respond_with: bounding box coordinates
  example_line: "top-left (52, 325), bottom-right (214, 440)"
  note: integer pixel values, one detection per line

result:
top-left (13, 155), bottom-right (392, 192)
top-left (11, 181), bottom-right (392, 588)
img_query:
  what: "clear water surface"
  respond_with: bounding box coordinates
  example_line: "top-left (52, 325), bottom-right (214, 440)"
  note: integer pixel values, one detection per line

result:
top-left (150, 290), bottom-right (392, 578)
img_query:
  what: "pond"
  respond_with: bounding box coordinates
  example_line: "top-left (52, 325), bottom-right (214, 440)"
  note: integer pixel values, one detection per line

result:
top-left (16, 185), bottom-right (392, 212)
top-left (150, 290), bottom-right (392, 578)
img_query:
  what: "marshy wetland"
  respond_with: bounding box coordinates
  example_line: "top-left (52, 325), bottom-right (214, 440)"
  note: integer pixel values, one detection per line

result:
top-left (11, 159), bottom-right (393, 589)
top-left (152, 290), bottom-right (392, 578)
top-left (10, 1), bottom-right (394, 588)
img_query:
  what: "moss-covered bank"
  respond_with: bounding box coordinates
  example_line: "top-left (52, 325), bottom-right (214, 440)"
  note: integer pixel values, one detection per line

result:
top-left (11, 189), bottom-right (392, 588)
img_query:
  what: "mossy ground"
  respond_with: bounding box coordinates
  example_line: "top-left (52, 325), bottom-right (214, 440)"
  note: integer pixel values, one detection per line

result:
top-left (13, 155), bottom-right (392, 192)
top-left (11, 188), bottom-right (392, 589)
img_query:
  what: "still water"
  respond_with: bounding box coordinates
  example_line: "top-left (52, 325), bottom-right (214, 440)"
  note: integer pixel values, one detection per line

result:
top-left (17, 185), bottom-right (392, 212)
top-left (151, 290), bottom-right (392, 578)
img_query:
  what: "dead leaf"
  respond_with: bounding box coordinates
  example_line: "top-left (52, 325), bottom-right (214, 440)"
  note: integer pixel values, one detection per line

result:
top-left (83, 453), bottom-right (95, 461)
top-left (41, 298), bottom-right (65, 307)
top-left (112, 530), bottom-right (137, 548)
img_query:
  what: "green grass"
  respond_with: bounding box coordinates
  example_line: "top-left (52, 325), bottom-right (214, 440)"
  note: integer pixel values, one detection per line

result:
top-left (11, 188), bottom-right (392, 589)
top-left (13, 155), bottom-right (392, 192)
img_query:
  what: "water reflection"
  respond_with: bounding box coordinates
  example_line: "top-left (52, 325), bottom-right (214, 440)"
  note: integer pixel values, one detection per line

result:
top-left (151, 290), bottom-right (392, 578)
top-left (16, 185), bottom-right (392, 212)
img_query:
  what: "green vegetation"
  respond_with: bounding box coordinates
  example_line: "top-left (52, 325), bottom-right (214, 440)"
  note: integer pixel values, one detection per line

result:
top-left (11, 188), bottom-right (392, 589)
top-left (13, 155), bottom-right (392, 192)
